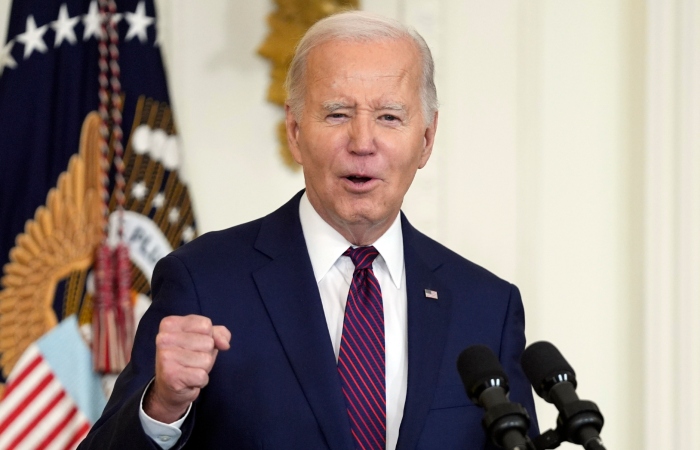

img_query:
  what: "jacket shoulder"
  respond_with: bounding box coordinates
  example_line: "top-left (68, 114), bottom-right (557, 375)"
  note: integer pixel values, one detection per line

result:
top-left (405, 220), bottom-right (513, 291)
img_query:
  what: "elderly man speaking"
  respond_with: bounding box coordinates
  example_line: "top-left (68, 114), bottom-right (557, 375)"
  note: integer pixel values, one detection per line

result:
top-left (79, 10), bottom-right (538, 450)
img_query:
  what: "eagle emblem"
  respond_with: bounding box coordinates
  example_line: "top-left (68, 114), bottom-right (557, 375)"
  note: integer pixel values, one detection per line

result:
top-left (0, 97), bottom-right (197, 396)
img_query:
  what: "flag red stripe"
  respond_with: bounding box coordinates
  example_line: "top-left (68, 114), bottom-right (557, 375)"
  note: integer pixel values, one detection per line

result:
top-left (0, 371), bottom-right (53, 435)
top-left (64, 421), bottom-right (91, 450)
top-left (7, 389), bottom-right (67, 449)
top-left (35, 405), bottom-right (79, 450)
top-left (2, 354), bottom-right (42, 398)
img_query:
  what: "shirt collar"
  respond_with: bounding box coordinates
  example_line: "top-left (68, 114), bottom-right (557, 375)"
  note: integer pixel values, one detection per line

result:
top-left (299, 192), bottom-right (404, 289)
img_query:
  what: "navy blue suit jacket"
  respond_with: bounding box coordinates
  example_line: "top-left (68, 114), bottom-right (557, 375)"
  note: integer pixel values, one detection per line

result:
top-left (79, 192), bottom-right (538, 449)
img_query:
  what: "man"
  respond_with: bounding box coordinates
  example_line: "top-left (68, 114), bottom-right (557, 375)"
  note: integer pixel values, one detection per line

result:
top-left (80, 11), bottom-right (537, 450)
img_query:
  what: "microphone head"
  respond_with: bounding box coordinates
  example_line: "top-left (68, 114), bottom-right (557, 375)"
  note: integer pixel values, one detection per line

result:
top-left (521, 341), bottom-right (577, 401)
top-left (456, 345), bottom-right (509, 404)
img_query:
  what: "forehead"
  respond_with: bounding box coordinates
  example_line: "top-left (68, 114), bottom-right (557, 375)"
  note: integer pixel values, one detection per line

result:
top-left (303, 38), bottom-right (422, 103)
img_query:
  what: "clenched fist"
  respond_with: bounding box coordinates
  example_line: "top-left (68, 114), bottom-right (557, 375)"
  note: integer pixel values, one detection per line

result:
top-left (144, 315), bottom-right (231, 423)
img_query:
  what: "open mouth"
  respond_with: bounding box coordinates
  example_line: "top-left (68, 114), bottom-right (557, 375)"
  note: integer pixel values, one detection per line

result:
top-left (346, 175), bottom-right (373, 184)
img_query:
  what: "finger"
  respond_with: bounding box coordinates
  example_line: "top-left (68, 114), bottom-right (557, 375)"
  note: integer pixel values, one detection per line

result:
top-left (159, 347), bottom-right (217, 372)
top-left (180, 314), bottom-right (214, 334)
top-left (158, 362), bottom-right (211, 392)
top-left (212, 325), bottom-right (231, 351)
top-left (156, 331), bottom-right (217, 352)
top-left (159, 315), bottom-right (213, 335)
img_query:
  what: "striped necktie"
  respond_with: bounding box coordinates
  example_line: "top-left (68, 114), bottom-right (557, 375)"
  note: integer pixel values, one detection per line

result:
top-left (338, 246), bottom-right (386, 450)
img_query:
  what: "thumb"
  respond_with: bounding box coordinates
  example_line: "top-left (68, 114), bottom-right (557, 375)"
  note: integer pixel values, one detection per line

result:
top-left (212, 325), bottom-right (231, 351)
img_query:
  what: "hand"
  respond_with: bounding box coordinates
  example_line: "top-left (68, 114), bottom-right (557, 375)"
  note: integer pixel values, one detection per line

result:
top-left (144, 315), bottom-right (231, 423)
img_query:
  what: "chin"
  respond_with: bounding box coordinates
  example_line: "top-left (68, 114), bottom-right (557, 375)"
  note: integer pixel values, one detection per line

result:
top-left (348, 211), bottom-right (390, 227)
top-left (332, 196), bottom-right (395, 225)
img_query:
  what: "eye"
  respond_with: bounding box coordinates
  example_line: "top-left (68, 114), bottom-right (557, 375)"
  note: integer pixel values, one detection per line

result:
top-left (326, 112), bottom-right (350, 123)
top-left (379, 114), bottom-right (403, 125)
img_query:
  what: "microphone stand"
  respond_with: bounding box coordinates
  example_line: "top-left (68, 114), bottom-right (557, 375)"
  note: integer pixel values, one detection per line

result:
top-left (530, 398), bottom-right (606, 450)
top-left (533, 430), bottom-right (606, 450)
top-left (480, 399), bottom-right (536, 450)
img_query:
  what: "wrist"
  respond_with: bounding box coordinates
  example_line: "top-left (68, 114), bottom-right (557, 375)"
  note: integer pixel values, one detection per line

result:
top-left (143, 382), bottom-right (189, 424)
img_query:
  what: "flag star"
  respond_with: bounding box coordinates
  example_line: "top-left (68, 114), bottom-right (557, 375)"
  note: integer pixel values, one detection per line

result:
top-left (52, 4), bottom-right (80, 47)
top-left (16, 15), bottom-right (49, 59)
top-left (125, 1), bottom-right (154, 43)
top-left (131, 181), bottom-right (148, 200)
top-left (83, 1), bottom-right (102, 41)
top-left (168, 207), bottom-right (180, 224)
top-left (181, 226), bottom-right (195, 243)
top-left (110, 13), bottom-right (123, 26)
top-left (152, 192), bottom-right (165, 209)
top-left (0, 41), bottom-right (17, 76)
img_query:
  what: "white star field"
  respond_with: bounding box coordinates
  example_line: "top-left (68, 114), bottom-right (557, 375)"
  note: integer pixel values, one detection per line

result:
top-left (0, 1), bottom-right (156, 76)
top-left (1, 0), bottom-right (195, 247)
top-left (52, 4), bottom-right (79, 47)
top-left (16, 15), bottom-right (48, 59)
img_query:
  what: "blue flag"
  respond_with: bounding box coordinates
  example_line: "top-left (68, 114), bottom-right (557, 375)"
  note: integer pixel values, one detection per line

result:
top-left (0, 0), bottom-right (197, 391)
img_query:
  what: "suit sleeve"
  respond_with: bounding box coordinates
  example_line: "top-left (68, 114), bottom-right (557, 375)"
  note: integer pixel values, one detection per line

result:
top-left (499, 284), bottom-right (539, 437)
top-left (78, 255), bottom-right (201, 449)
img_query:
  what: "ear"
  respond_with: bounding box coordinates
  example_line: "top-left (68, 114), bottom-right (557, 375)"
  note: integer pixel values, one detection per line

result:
top-left (418, 111), bottom-right (438, 169)
top-left (285, 104), bottom-right (303, 165)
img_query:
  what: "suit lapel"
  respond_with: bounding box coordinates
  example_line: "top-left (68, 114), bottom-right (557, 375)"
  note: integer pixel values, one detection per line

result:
top-left (252, 193), bottom-right (354, 450)
top-left (396, 216), bottom-right (453, 450)
top-left (251, 197), bottom-right (452, 450)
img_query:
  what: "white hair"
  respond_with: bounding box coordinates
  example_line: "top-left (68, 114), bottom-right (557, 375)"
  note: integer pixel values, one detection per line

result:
top-left (285, 10), bottom-right (438, 125)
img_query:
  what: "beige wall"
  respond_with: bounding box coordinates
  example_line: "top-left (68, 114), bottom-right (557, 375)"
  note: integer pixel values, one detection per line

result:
top-left (4, 1), bottom-right (694, 448)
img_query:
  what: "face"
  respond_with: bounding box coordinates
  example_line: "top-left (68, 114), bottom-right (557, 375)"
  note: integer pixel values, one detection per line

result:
top-left (286, 37), bottom-right (438, 245)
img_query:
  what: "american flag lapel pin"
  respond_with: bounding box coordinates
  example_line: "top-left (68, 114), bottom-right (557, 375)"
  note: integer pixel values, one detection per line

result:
top-left (424, 289), bottom-right (438, 299)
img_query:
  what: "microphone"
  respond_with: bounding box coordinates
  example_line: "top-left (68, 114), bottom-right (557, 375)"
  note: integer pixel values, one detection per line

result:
top-left (521, 341), bottom-right (606, 450)
top-left (457, 345), bottom-right (534, 450)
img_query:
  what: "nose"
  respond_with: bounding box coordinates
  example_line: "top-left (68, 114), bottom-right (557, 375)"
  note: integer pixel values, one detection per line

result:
top-left (347, 115), bottom-right (376, 155)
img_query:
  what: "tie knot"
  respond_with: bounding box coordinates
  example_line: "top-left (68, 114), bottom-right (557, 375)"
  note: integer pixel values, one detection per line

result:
top-left (344, 246), bottom-right (379, 270)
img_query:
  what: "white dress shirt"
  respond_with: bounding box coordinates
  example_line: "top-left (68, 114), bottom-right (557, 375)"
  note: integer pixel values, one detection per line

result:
top-left (140, 193), bottom-right (409, 450)
top-left (299, 193), bottom-right (408, 450)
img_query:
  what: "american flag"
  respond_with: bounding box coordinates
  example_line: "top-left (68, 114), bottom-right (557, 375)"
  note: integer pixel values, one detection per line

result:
top-left (0, 317), bottom-right (104, 450)
top-left (424, 289), bottom-right (438, 299)
top-left (0, 0), bottom-right (196, 447)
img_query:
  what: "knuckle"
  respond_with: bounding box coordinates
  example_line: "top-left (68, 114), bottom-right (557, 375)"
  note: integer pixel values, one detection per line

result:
top-left (188, 314), bottom-right (209, 325)
top-left (202, 353), bottom-right (215, 368)
top-left (155, 333), bottom-right (170, 347)
top-left (157, 351), bottom-right (175, 370)
top-left (185, 315), bottom-right (213, 334)
top-left (194, 369), bottom-right (210, 388)
top-left (159, 315), bottom-right (182, 332)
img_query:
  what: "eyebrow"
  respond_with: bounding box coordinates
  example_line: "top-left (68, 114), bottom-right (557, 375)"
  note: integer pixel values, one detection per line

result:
top-left (322, 101), bottom-right (352, 112)
top-left (380, 103), bottom-right (407, 113)
top-left (321, 101), bottom-right (408, 113)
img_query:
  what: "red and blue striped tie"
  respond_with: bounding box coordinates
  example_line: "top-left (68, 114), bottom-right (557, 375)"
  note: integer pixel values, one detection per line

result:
top-left (338, 246), bottom-right (386, 450)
